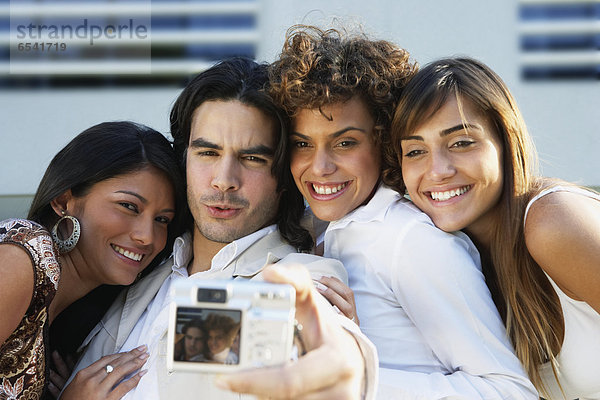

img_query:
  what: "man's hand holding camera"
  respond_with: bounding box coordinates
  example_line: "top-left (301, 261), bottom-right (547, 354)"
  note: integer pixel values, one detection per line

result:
top-left (214, 263), bottom-right (366, 399)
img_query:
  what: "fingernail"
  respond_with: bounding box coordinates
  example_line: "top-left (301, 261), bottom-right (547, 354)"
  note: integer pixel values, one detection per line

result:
top-left (214, 375), bottom-right (229, 390)
top-left (138, 352), bottom-right (149, 360)
top-left (138, 369), bottom-right (148, 377)
top-left (136, 344), bottom-right (147, 352)
top-left (314, 281), bottom-right (327, 291)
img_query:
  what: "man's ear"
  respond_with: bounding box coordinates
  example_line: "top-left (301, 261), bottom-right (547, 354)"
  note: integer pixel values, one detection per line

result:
top-left (50, 190), bottom-right (74, 217)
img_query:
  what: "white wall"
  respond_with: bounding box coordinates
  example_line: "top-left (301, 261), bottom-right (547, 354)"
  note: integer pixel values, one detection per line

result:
top-left (1, 0), bottom-right (598, 219)
top-left (256, 0), bottom-right (599, 186)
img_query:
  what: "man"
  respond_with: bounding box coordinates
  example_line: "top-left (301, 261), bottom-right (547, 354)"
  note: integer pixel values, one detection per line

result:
top-left (175, 319), bottom-right (206, 362)
top-left (65, 58), bottom-right (377, 399)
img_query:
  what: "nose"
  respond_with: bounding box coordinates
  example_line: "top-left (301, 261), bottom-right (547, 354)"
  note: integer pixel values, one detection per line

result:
top-left (211, 156), bottom-right (240, 192)
top-left (310, 147), bottom-right (336, 177)
top-left (130, 216), bottom-right (154, 246)
top-left (426, 150), bottom-right (456, 181)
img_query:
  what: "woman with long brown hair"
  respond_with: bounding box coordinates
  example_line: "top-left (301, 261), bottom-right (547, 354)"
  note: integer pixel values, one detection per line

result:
top-left (389, 57), bottom-right (600, 399)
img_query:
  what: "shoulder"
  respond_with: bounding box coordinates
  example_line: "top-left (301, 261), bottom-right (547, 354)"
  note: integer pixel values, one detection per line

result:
top-left (525, 189), bottom-right (600, 252)
top-left (1, 218), bottom-right (60, 291)
top-left (525, 188), bottom-right (600, 301)
top-left (386, 199), bottom-right (479, 255)
top-left (1, 218), bottom-right (50, 242)
top-left (0, 218), bottom-right (56, 258)
top-left (278, 253), bottom-right (348, 285)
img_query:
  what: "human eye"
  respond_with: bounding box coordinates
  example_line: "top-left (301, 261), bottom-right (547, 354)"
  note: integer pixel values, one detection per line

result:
top-left (119, 202), bottom-right (139, 213)
top-left (450, 139), bottom-right (475, 149)
top-left (242, 155), bottom-right (268, 164)
top-left (292, 140), bottom-right (311, 149)
top-left (403, 149), bottom-right (425, 158)
top-left (196, 150), bottom-right (218, 157)
top-left (155, 215), bottom-right (171, 225)
top-left (335, 139), bottom-right (358, 149)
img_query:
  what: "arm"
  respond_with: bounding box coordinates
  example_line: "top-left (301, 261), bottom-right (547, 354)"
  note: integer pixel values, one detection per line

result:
top-left (524, 190), bottom-right (600, 312)
top-left (60, 346), bottom-right (149, 400)
top-left (278, 252), bottom-right (360, 323)
top-left (379, 223), bottom-right (537, 399)
top-left (0, 244), bottom-right (34, 346)
top-left (215, 263), bottom-right (377, 399)
top-left (316, 275), bottom-right (359, 325)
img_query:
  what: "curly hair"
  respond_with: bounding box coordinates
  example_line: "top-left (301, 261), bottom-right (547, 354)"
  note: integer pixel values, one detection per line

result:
top-left (269, 25), bottom-right (417, 177)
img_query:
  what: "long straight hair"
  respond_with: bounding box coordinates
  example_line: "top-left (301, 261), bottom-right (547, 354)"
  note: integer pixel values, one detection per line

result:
top-left (388, 57), bottom-right (563, 393)
top-left (28, 121), bottom-right (187, 269)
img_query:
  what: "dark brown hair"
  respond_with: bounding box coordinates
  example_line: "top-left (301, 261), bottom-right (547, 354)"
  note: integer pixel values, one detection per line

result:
top-left (170, 57), bottom-right (312, 251)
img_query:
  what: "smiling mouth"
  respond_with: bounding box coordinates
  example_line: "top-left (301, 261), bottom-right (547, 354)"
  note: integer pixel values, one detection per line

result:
top-left (311, 182), bottom-right (348, 195)
top-left (111, 244), bottom-right (144, 262)
top-left (429, 185), bottom-right (472, 201)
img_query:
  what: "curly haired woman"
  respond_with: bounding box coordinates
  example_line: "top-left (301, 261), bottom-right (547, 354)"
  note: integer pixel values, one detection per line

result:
top-left (269, 26), bottom-right (537, 399)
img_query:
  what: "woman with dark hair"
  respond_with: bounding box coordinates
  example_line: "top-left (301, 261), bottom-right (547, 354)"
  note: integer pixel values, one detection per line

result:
top-left (390, 57), bottom-right (600, 399)
top-left (270, 26), bottom-right (537, 398)
top-left (0, 121), bottom-right (186, 400)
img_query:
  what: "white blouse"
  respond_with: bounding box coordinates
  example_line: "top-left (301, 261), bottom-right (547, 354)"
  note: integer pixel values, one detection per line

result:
top-left (324, 185), bottom-right (537, 399)
top-left (525, 185), bottom-right (600, 400)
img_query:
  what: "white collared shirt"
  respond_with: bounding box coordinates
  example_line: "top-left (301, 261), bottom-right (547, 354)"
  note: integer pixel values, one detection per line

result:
top-left (324, 184), bottom-right (538, 399)
top-left (121, 225), bottom-right (276, 400)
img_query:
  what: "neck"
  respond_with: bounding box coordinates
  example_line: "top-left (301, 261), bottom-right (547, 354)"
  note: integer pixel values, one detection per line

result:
top-left (189, 228), bottom-right (228, 275)
top-left (464, 206), bottom-right (502, 253)
top-left (49, 250), bottom-right (99, 323)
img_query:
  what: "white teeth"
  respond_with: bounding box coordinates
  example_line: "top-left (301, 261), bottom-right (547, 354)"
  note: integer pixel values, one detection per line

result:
top-left (312, 183), bottom-right (346, 195)
top-left (112, 245), bottom-right (143, 261)
top-left (430, 186), bottom-right (470, 201)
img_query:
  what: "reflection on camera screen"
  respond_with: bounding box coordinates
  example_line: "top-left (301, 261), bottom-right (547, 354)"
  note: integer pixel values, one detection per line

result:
top-left (174, 307), bottom-right (241, 365)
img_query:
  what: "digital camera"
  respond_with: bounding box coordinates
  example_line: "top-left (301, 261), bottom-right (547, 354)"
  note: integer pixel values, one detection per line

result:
top-left (167, 279), bottom-right (296, 373)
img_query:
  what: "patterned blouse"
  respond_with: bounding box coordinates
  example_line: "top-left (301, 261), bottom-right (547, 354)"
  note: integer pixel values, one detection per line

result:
top-left (0, 219), bottom-right (60, 400)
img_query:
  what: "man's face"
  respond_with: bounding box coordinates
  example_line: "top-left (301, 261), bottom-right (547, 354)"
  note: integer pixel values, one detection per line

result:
top-left (183, 327), bottom-right (205, 359)
top-left (186, 100), bottom-right (280, 243)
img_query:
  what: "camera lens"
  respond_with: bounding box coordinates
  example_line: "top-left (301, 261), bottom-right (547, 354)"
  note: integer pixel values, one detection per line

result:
top-left (197, 288), bottom-right (227, 303)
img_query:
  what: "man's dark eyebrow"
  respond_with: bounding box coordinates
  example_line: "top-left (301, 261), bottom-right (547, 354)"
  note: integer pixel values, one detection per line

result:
top-left (189, 138), bottom-right (220, 150)
top-left (401, 123), bottom-right (482, 141)
top-left (240, 144), bottom-right (274, 156)
top-left (292, 127), bottom-right (367, 140)
top-left (190, 137), bottom-right (273, 156)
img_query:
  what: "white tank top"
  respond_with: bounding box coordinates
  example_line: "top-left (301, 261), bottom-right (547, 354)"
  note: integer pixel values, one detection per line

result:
top-left (524, 186), bottom-right (600, 400)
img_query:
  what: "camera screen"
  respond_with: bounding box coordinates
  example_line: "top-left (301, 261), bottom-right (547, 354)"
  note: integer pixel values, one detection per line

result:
top-left (174, 307), bottom-right (241, 365)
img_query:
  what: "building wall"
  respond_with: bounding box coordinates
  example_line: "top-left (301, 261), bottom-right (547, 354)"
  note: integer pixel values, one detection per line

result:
top-left (1, 0), bottom-right (598, 220)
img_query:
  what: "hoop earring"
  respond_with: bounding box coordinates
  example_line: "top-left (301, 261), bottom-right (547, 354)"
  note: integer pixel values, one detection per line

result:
top-left (51, 214), bottom-right (81, 253)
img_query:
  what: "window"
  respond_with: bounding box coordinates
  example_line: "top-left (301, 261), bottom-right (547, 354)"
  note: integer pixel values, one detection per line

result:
top-left (519, 0), bottom-right (600, 80)
top-left (1, 0), bottom-right (259, 87)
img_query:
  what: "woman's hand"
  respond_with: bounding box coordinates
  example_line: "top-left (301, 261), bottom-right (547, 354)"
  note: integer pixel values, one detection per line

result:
top-left (47, 351), bottom-right (76, 399)
top-left (215, 264), bottom-right (365, 399)
top-left (60, 345), bottom-right (149, 400)
top-left (316, 275), bottom-right (359, 325)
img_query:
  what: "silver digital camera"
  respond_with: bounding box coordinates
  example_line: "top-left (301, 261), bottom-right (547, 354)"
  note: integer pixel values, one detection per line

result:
top-left (167, 279), bottom-right (296, 373)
